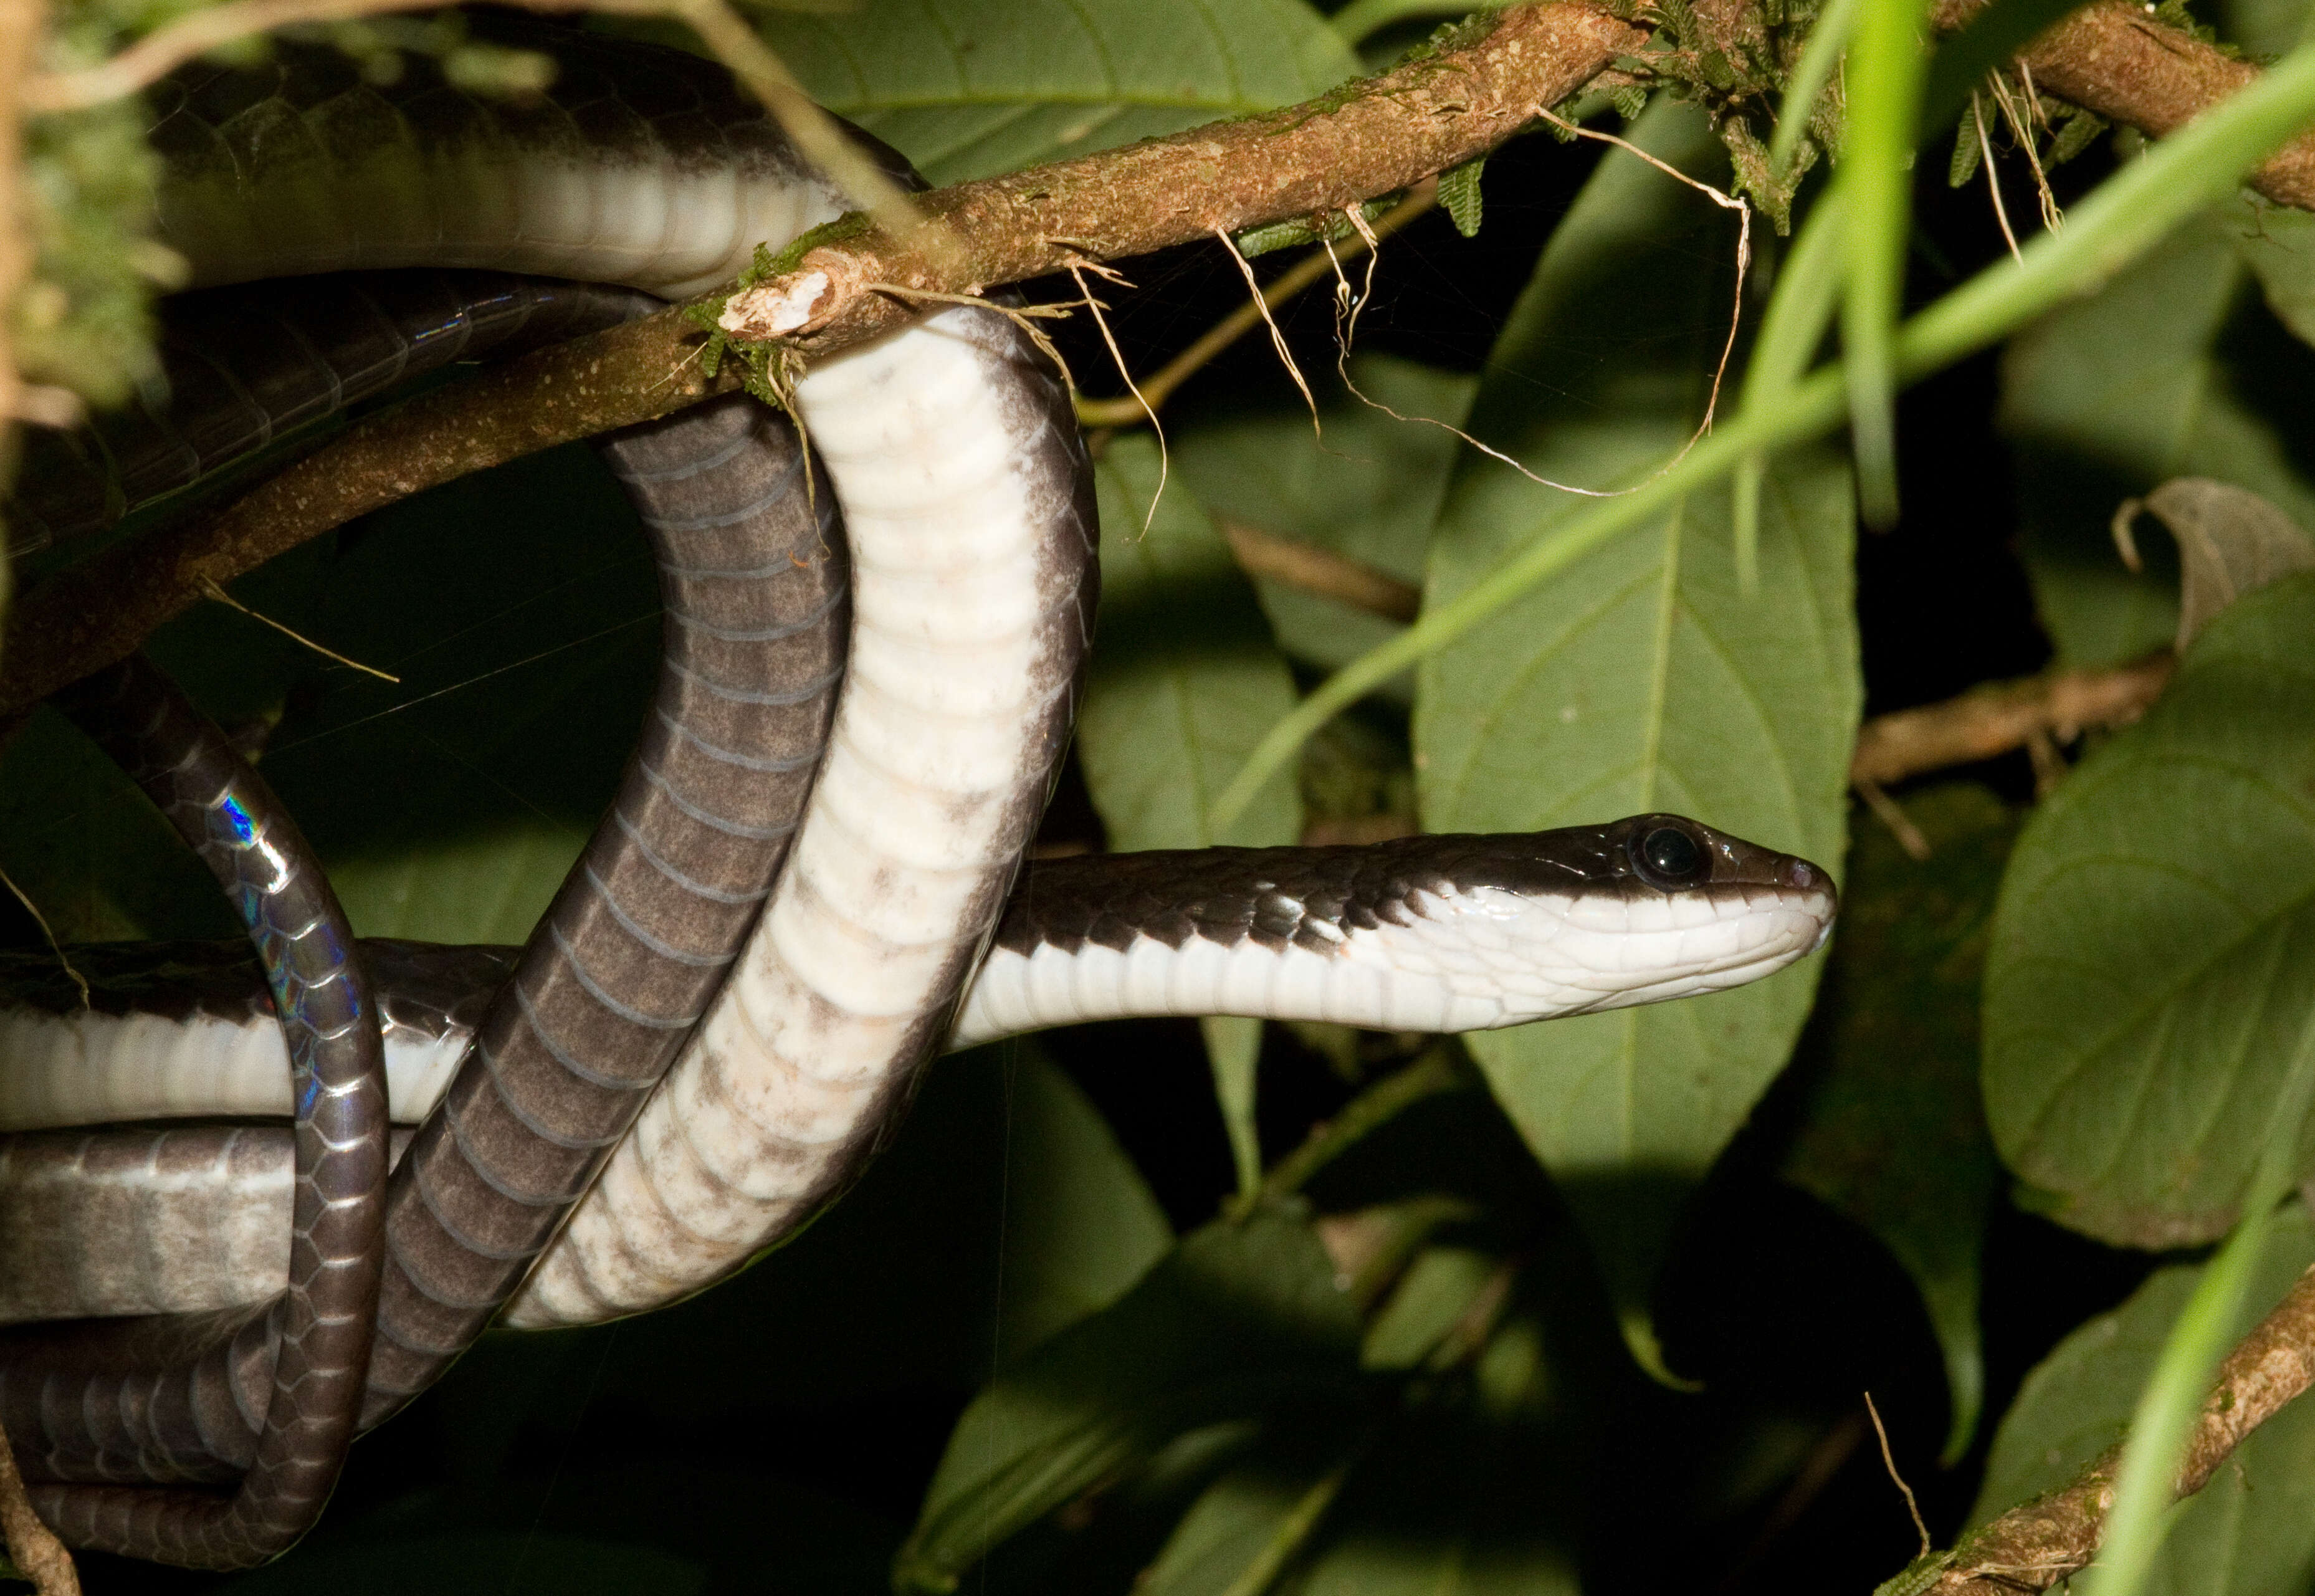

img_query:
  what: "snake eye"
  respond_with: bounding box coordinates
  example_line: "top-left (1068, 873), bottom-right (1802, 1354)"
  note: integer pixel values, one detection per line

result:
top-left (1633, 824), bottom-right (1706, 888)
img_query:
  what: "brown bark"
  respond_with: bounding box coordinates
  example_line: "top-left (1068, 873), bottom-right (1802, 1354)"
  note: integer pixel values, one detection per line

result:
top-left (1936, 0), bottom-right (2315, 210)
top-left (1931, 1261), bottom-right (2315, 1594)
top-left (717, 5), bottom-right (1645, 351)
top-left (1848, 652), bottom-right (2175, 787)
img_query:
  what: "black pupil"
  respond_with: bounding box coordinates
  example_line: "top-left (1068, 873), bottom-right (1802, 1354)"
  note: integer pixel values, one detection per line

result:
top-left (1641, 826), bottom-right (1702, 881)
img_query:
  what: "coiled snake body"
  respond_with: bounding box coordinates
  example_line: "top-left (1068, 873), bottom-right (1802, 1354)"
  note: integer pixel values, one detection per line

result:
top-left (0, 25), bottom-right (1838, 1569)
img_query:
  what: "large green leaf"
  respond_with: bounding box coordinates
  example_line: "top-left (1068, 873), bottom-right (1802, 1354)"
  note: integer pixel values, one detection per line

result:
top-left (2000, 209), bottom-right (2315, 667)
top-left (1081, 436), bottom-right (1303, 1192)
top-left (894, 1210), bottom-right (1359, 1593)
top-left (1783, 784), bottom-right (2014, 1465)
top-left (1967, 1205), bottom-right (2315, 1596)
top-left (1984, 572), bottom-right (2315, 1247)
top-left (1173, 353), bottom-right (1476, 681)
top-left (758, 0), bottom-right (1360, 185)
top-left (1415, 100), bottom-right (1859, 1351)
top-left (992, 1044), bottom-right (1176, 1364)
top-left (1135, 1418), bottom-right (1368, 1596)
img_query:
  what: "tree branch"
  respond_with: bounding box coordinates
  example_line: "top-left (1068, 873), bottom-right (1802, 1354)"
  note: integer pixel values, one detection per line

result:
top-left (1929, 1259), bottom-right (2315, 1594)
top-left (1218, 516), bottom-right (1423, 624)
top-left (1848, 652), bottom-right (2175, 787)
top-left (716, 4), bottom-right (1646, 352)
top-left (1936, 0), bottom-right (2315, 211)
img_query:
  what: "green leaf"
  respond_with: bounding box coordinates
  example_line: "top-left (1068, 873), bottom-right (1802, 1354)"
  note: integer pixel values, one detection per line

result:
top-left (755, 0), bottom-right (1362, 185)
top-left (993, 1045), bottom-right (1176, 1364)
top-left (1291, 1312), bottom-right (1582, 1596)
top-left (1783, 784), bottom-right (2015, 1465)
top-left (1967, 1205), bottom-right (2315, 1596)
top-left (2001, 209), bottom-right (2315, 667)
top-left (2230, 199), bottom-right (2315, 348)
top-left (894, 1210), bottom-right (1360, 1594)
top-left (1772, 0), bottom-right (1859, 174)
top-left (1438, 157), bottom-right (1484, 238)
top-left (0, 709), bottom-right (225, 943)
top-left (2091, 1011), bottom-right (2315, 1596)
top-left (2214, 0), bottom-right (2315, 57)
top-left (1415, 100), bottom-right (1859, 1355)
top-left (1174, 353), bottom-right (1472, 685)
top-left (1983, 572), bottom-right (2315, 1247)
top-left (1136, 1420), bottom-right (1367, 1596)
top-left (1081, 434), bottom-right (1304, 1192)
top-left (1948, 97), bottom-right (1985, 189)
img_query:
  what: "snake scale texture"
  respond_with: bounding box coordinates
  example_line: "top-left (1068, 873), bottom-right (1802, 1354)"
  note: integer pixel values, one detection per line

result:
top-left (5, 655), bottom-right (389, 1565)
top-left (3, 257), bottom-right (852, 1557)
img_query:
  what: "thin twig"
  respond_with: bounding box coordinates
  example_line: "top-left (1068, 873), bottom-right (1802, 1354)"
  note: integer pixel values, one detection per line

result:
top-left (1066, 258), bottom-right (1165, 529)
top-left (1854, 776), bottom-right (1932, 862)
top-left (1866, 1391), bottom-right (1932, 1559)
top-left (1931, 0), bottom-right (2315, 211)
top-left (1216, 515), bottom-right (1421, 622)
top-left (1848, 653), bottom-right (2176, 788)
top-left (1974, 90), bottom-right (2025, 263)
top-left (1334, 105), bottom-right (1750, 504)
top-left (1213, 225), bottom-right (1324, 442)
top-left (717, 6), bottom-right (1647, 351)
top-left (1987, 71), bottom-right (2064, 232)
top-left (24, 0), bottom-right (432, 108)
top-left (1073, 179), bottom-right (1438, 429)
top-left (1238, 1043), bottom-right (1469, 1219)
top-left (0, 867), bottom-right (87, 1011)
top-left (199, 577), bottom-right (400, 682)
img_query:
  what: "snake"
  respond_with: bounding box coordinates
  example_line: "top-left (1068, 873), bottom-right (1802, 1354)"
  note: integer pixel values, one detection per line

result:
top-left (0, 20), bottom-right (1840, 1567)
top-left (15, 652), bottom-right (390, 1565)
